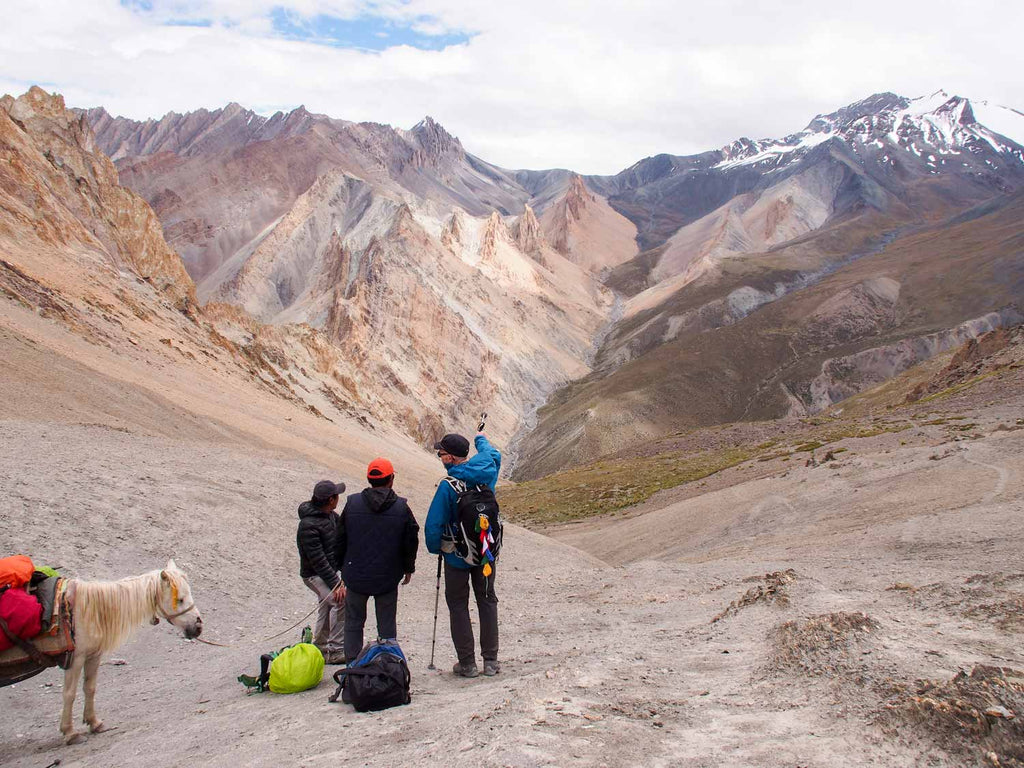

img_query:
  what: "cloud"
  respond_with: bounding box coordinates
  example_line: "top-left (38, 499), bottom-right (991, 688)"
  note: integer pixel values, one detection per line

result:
top-left (3, 0), bottom-right (1022, 173)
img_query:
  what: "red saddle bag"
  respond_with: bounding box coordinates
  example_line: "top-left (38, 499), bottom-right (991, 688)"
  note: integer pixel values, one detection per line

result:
top-left (0, 588), bottom-right (43, 652)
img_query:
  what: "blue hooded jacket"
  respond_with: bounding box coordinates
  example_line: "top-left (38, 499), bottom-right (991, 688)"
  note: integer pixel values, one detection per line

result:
top-left (425, 435), bottom-right (501, 570)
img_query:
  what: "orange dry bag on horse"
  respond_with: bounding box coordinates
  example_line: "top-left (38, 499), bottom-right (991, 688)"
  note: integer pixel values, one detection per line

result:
top-left (0, 556), bottom-right (35, 590)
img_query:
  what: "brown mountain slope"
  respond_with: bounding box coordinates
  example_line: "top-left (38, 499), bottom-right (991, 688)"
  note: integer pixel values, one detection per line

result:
top-left (0, 89), bottom-right (442, 477)
top-left (514, 190), bottom-right (1024, 479)
top-left (1, 88), bottom-right (194, 311)
top-left (2, 90), bottom-right (365, 437)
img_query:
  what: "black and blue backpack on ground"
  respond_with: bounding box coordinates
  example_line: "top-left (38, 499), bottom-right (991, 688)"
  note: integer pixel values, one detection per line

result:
top-left (329, 639), bottom-right (411, 712)
top-left (444, 477), bottom-right (503, 569)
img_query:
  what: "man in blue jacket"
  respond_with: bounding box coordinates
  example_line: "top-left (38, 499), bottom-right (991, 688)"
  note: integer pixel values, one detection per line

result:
top-left (425, 432), bottom-right (501, 678)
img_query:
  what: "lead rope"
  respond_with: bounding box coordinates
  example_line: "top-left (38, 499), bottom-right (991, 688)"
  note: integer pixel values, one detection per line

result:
top-left (260, 597), bottom-right (330, 642)
top-left (190, 593), bottom-right (337, 648)
top-left (158, 574), bottom-right (336, 648)
top-left (194, 636), bottom-right (235, 648)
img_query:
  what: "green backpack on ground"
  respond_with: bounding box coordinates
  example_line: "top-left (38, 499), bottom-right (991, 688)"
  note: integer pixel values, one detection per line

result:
top-left (238, 627), bottom-right (324, 694)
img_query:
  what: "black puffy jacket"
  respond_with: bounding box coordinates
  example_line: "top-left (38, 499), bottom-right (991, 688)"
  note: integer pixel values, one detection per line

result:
top-left (336, 488), bottom-right (419, 595)
top-left (296, 501), bottom-right (341, 588)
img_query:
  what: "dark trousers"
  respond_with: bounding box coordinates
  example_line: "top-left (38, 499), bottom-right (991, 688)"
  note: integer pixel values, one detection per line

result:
top-left (344, 588), bottom-right (398, 661)
top-left (444, 562), bottom-right (498, 665)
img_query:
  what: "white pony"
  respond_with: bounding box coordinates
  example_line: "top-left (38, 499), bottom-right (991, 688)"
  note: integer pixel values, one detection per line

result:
top-left (60, 559), bottom-right (202, 744)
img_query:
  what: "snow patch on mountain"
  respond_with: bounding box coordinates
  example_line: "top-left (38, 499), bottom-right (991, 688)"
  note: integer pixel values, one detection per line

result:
top-left (971, 100), bottom-right (1024, 147)
top-left (715, 131), bottom-right (834, 170)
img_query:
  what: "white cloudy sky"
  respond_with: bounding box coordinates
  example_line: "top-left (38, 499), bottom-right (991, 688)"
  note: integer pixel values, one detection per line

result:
top-left (3, 0), bottom-right (1022, 173)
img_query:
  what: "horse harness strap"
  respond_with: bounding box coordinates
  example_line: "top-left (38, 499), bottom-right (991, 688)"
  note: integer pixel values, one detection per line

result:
top-left (157, 600), bottom-right (196, 621)
top-left (156, 579), bottom-right (195, 621)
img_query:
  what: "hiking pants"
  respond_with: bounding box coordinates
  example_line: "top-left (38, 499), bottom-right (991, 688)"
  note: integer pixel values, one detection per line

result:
top-left (303, 576), bottom-right (345, 656)
top-left (344, 588), bottom-right (398, 661)
top-left (444, 562), bottom-right (498, 665)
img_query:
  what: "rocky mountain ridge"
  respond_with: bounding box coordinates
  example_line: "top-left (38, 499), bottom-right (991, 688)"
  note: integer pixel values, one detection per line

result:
top-left (85, 102), bottom-right (314, 160)
top-left (73, 88), bottom-right (1024, 475)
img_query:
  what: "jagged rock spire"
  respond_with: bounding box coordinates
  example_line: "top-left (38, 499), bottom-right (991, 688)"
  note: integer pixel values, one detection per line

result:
top-left (410, 116), bottom-right (464, 167)
top-left (513, 204), bottom-right (544, 255)
top-left (441, 209), bottom-right (464, 251)
top-left (564, 174), bottom-right (593, 221)
top-left (479, 210), bottom-right (510, 261)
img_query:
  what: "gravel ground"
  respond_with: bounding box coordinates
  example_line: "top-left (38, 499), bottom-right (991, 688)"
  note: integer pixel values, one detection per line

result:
top-left (2, 300), bottom-right (1023, 767)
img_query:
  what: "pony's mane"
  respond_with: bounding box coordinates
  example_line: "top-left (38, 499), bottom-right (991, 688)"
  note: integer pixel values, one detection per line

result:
top-left (71, 570), bottom-right (169, 654)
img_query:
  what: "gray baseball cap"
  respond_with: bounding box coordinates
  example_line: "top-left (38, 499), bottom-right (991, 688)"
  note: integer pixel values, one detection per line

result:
top-left (312, 480), bottom-right (346, 502)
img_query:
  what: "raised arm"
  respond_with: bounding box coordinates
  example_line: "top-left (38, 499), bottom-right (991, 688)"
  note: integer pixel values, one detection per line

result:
top-left (474, 433), bottom-right (502, 484)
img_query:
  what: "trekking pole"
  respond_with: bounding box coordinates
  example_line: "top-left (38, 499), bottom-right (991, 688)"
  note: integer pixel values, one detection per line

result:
top-left (427, 553), bottom-right (442, 670)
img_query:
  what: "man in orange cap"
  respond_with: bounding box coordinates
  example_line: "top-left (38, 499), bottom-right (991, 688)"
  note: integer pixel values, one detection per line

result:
top-left (334, 458), bottom-right (419, 661)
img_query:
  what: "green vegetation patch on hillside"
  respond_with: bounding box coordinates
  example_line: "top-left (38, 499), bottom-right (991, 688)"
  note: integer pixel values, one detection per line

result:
top-left (912, 370), bottom-right (1001, 404)
top-left (818, 421), bottom-right (911, 441)
top-left (499, 446), bottom-right (753, 526)
top-left (501, 417), bottom-right (915, 528)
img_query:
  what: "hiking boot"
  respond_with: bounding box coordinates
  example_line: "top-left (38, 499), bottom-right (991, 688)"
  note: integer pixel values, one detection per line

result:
top-left (483, 660), bottom-right (501, 677)
top-left (453, 661), bottom-right (479, 678)
top-left (325, 651), bottom-right (348, 665)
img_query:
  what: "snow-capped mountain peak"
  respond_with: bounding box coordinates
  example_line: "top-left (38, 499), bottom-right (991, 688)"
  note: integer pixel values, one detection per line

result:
top-left (887, 92), bottom-right (1024, 158)
top-left (713, 91), bottom-right (1024, 174)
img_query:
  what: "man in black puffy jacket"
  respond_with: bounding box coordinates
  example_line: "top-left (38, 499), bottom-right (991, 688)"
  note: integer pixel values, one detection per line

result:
top-left (297, 479), bottom-right (347, 664)
top-left (336, 458), bottom-right (419, 661)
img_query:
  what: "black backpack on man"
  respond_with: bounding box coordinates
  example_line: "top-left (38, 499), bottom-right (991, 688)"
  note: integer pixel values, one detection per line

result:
top-left (444, 477), bottom-right (503, 568)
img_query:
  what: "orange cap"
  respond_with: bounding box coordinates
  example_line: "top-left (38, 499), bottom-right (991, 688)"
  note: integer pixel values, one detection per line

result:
top-left (367, 457), bottom-right (395, 480)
